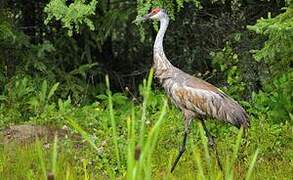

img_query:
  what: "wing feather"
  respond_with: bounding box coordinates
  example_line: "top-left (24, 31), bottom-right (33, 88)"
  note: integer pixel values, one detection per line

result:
top-left (162, 69), bottom-right (249, 128)
top-left (174, 84), bottom-right (249, 128)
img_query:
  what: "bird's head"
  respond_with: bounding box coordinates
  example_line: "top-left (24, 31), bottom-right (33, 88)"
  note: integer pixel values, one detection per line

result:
top-left (133, 8), bottom-right (167, 23)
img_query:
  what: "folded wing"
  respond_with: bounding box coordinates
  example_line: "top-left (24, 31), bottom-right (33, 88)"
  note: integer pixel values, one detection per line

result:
top-left (173, 75), bottom-right (249, 128)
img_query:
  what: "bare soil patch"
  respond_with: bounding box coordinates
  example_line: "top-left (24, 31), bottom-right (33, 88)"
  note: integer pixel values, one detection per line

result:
top-left (0, 124), bottom-right (76, 145)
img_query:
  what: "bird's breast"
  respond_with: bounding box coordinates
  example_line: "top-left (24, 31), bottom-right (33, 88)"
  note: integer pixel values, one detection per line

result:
top-left (161, 78), bottom-right (187, 109)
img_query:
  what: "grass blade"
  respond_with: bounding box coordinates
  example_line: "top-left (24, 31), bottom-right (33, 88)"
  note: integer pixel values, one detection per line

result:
top-left (144, 99), bottom-right (168, 179)
top-left (67, 118), bottom-right (98, 151)
top-left (105, 75), bottom-right (121, 167)
top-left (51, 134), bottom-right (58, 175)
top-left (48, 82), bottom-right (59, 100)
top-left (194, 149), bottom-right (205, 180)
top-left (245, 149), bottom-right (259, 180)
top-left (36, 139), bottom-right (47, 179)
top-left (198, 122), bottom-right (211, 167)
top-left (138, 68), bottom-right (154, 147)
top-left (226, 127), bottom-right (243, 180)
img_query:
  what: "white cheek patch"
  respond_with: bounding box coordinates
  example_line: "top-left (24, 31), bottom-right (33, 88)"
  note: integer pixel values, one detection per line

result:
top-left (151, 13), bottom-right (159, 19)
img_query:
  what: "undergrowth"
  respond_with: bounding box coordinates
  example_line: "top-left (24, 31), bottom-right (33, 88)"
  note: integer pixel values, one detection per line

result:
top-left (0, 69), bottom-right (292, 179)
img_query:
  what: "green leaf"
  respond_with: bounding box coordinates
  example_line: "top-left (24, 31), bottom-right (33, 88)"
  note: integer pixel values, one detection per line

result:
top-left (48, 82), bottom-right (60, 100)
top-left (40, 80), bottom-right (48, 103)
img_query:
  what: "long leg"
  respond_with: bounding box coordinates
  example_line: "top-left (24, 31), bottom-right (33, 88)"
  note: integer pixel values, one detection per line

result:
top-left (200, 119), bottom-right (223, 171)
top-left (170, 117), bottom-right (192, 173)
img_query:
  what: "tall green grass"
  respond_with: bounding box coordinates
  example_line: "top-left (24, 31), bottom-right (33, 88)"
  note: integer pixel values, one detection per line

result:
top-left (0, 70), bottom-right (282, 180)
top-left (67, 68), bottom-right (169, 179)
top-left (105, 75), bottom-right (121, 167)
top-left (189, 124), bottom-right (259, 180)
top-left (65, 69), bottom-right (259, 179)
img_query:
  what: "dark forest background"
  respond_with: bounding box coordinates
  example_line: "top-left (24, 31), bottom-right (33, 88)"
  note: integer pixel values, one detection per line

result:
top-left (1, 0), bottom-right (290, 98)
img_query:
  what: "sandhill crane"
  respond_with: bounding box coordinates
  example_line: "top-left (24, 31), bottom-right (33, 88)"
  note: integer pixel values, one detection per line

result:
top-left (134, 7), bottom-right (249, 172)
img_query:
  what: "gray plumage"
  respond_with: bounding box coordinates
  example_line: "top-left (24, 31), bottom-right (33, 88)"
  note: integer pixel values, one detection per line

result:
top-left (137, 7), bottom-right (249, 172)
top-left (152, 10), bottom-right (249, 128)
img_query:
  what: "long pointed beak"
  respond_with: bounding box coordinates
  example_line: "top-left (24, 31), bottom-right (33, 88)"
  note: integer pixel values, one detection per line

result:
top-left (132, 13), bottom-right (152, 23)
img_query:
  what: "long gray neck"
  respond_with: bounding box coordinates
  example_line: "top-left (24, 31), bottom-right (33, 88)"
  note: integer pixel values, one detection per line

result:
top-left (154, 15), bottom-right (169, 49)
top-left (153, 14), bottom-right (174, 79)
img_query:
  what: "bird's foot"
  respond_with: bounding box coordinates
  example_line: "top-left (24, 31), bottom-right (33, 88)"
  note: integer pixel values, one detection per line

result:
top-left (179, 146), bottom-right (186, 154)
top-left (208, 136), bottom-right (216, 148)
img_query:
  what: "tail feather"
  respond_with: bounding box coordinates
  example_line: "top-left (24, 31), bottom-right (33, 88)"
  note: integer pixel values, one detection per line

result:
top-left (219, 97), bottom-right (249, 128)
top-left (208, 93), bottom-right (250, 128)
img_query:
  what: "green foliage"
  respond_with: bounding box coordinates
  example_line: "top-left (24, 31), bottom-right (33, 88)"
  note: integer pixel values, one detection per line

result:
top-left (0, 76), bottom-right (33, 122)
top-left (44, 0), bottom-right (97, 36)
top-left (246, 4), bottom-right (293, 124)
top-left (28, 80), bottom-right (59, 115)
top-left (0, 72), bottom-right (271, 179)
top-left (0, 20), bottom-right (16, 45)
top-left (211, 43), bottom-right (246, 99)
top-left (211, 3), bottom-right (292, 125)
top-left (1, 88), bottom-right (292, 179)
top-left (55, 63), bottom-right (100, 103)
top-left (248, 6), bottom-right (293, 77)
top-left (135, 0), bottom-right (201, 39)
top-left (252, 71), bottom-right (292, 123)
top-left (0, 71), bottom-right (292, 179)
top-left (24, 42), bottom-right (56, 73)
top-left (0, 13), bottom-right (29, 48)
top-left (69, 70), bottom-right (170, 179)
